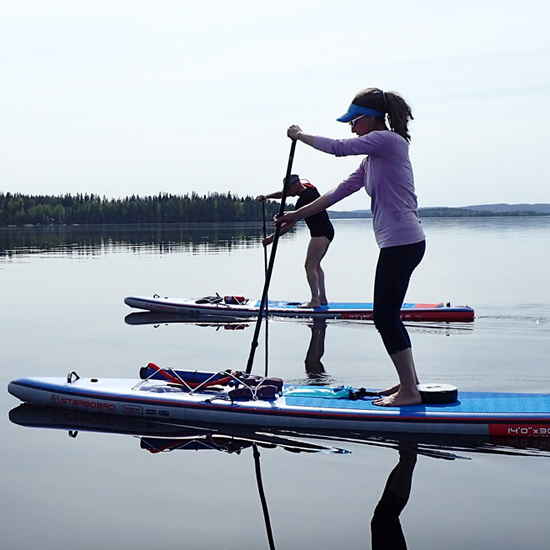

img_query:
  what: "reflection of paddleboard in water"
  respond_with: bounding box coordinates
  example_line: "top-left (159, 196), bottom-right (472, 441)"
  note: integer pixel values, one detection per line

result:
top-left (124, 312), bottom-right (250, 330)
top-left (8, 403), bottom-right (344, 455)
top-left (124, 294), bottom-right (475, 322)
top-left (9, 364), bottom-right (550, 437)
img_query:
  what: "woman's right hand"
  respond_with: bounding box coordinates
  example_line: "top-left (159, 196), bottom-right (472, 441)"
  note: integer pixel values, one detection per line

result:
top-left (287, 125), bottom-right (303, 140)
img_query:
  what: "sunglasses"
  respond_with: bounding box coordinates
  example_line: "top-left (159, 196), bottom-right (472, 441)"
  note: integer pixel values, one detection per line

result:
top-left (349, 114), bottom-right (368, 128)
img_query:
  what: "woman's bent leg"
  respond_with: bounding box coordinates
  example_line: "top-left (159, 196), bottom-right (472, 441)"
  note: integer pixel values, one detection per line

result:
top-left (372, 241), bottom-right (425, 407)
top-left (301, 236), bottom-right (331, 307)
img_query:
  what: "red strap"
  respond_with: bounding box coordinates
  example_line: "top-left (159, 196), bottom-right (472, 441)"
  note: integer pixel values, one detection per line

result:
top-left (146, 363), bottom-right (232, 388)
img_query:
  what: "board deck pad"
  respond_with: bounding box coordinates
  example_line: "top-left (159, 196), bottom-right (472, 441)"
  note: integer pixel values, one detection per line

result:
top-left (284, 392), bottom-right (550, 414)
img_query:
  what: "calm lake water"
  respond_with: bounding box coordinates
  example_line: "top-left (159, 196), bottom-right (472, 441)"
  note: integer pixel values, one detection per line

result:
top-left (1, 217), bottom-right (550, 550)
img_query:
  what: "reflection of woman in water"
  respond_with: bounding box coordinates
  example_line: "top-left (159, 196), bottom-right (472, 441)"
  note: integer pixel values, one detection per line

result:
top-left (371, 451), bottom-right (417, 550)
top-left (304, 319), bottom-right (328, 379)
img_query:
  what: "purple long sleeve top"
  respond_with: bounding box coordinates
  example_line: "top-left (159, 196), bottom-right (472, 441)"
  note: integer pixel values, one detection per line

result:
top-left (313, 131), bottom-right (425, 249)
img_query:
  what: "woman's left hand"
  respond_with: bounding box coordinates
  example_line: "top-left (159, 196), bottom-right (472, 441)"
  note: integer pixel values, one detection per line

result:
top-left (275, 211), bottom-right (297, 227)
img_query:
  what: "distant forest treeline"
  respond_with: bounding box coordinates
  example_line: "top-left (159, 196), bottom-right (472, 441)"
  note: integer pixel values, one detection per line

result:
top-left (329, 206), bottom-right (550, 218)
top-left (1, 192), bottom-right (548, 227)
top-left (0, 192), bottom-right (282, 226)
top-left (419, 206), bottom-right (549, 217)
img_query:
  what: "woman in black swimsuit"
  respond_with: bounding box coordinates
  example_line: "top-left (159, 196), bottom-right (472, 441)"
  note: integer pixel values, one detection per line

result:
top-left (257, 175), bottom-right (334, 308)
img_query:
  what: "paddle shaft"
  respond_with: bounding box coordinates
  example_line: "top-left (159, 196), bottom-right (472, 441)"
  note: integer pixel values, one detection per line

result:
top-left (245, 139), bottom-right (297, 374)
top-left (261, 201), bottom-right (270, 377)
top-left (261, 201), bottom-right (268, 275)
top-left (253, 444), bottom-right (277, 550)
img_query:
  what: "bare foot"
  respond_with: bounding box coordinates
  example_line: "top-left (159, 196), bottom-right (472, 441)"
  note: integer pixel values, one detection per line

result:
top-left (372, 390), bottom-right (422, 407)
top-left (298, 301), bottom-right (320, 308)
top-left (375, 384), bottom-right (400, 397)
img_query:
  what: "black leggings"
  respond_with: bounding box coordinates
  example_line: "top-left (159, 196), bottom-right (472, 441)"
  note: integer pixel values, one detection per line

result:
top-left (373, 240), bottom-right (426, 355)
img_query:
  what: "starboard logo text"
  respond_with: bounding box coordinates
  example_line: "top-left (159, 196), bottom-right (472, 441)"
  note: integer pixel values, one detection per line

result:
top-left (51, 393), bottom-right (116, 411)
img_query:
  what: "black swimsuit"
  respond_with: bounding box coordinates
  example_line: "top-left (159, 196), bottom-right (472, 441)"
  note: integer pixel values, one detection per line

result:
top-left (295, 184), bottom-right (335, 242)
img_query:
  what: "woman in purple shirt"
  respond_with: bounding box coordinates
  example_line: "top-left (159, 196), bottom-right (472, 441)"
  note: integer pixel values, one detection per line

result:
top-left (278, 88), bottom-right (425, 407)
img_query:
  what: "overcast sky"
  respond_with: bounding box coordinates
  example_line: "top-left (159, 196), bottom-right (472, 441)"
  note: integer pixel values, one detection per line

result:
top-left (2, 0), bottom-right (549, 209)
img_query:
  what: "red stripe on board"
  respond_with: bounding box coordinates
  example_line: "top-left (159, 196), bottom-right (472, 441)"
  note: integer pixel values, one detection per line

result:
top-left (489, 424), bottom-right (550, 437)
top-left (341, 310), bottom-right (475, 322)
top-left (341, 313), bottom-right (374, 320)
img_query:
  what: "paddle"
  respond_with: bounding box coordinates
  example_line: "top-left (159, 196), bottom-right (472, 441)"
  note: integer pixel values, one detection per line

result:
top-left (252, 444), bottom-right (277, 550)
top-left (261, 200), bottom-right (268, 275)
top-left (245, 139), bottom-right (297, 374)
top-left (261, 201), bottom-right (271, 377)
